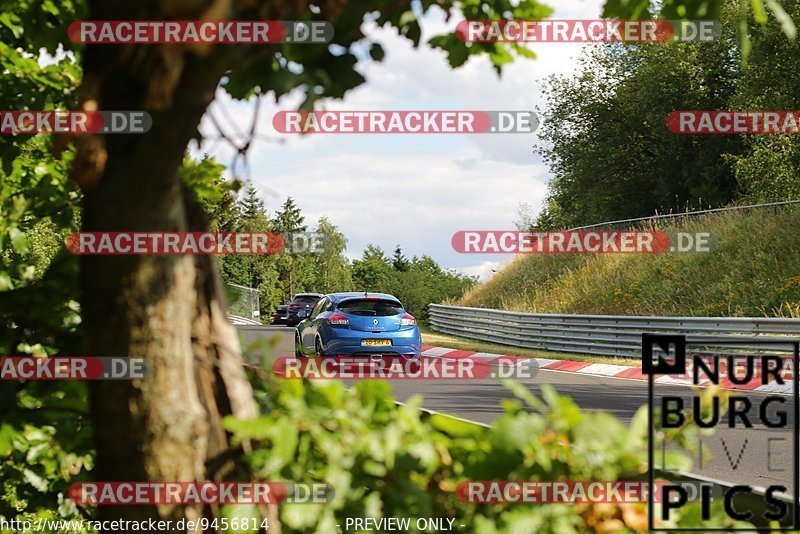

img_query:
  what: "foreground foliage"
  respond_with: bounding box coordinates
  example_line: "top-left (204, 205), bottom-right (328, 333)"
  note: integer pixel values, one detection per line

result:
top-left (3, 354), bottom-right (752, 533)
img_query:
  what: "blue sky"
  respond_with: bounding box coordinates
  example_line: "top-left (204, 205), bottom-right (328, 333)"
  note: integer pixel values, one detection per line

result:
top-left (193, 0), bottom-right (602, 280)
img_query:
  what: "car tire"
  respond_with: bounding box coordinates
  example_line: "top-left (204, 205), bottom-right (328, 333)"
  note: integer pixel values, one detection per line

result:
top-left (314, 336), bottom-right (326, 357)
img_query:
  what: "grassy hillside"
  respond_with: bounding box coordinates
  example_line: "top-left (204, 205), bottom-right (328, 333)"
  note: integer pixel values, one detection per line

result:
top-left (458, 207), bottom-right (800, 318)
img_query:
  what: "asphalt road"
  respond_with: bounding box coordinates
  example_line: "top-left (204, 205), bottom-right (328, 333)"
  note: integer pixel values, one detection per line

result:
top-left (238, 324), bottom-right (296, 352)
top-left (237, 325), bottom-right (796, 493)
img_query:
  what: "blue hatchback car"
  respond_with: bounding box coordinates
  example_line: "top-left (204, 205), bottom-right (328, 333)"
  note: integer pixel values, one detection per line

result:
top-left (294, 292), bottom-right (421, 358)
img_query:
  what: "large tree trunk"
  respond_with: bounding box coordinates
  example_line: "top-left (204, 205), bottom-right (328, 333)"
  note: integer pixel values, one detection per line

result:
top-left (75, 6), bottom-right (260, 529)
top-left (72, 0), bottom-right (317, 527)
top-left (80, 54), bottom-right (245, 526)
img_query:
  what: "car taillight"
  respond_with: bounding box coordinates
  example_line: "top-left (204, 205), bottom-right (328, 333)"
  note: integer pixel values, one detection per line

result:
top-left (288, 305), bottom-right (300, 309)
top-left (400, 314), bottom-right (416, 326)
top-left (326, 314), bottom-right (349, 326)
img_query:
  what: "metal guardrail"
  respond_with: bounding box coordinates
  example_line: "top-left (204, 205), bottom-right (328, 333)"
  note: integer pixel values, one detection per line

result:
top-left (429, 304), bottom-right (800, 358)
top-left (567, 199), bottom-right (800, 231)
top-left (229, 314), bottom-right (263, 326)
top-left (226, 282), bottom-right (262, 323)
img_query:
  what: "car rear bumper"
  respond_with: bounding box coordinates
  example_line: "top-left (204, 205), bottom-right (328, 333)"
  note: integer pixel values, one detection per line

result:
top-left (321, 325), bottom-right (422, 357)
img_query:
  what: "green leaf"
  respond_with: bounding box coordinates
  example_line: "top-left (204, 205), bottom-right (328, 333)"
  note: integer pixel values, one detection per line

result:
top-left (41, 0), bottom-right (60, 16)
top-left (222, 416), bottom-right (273, 440)
top-left (282, 503), bottom-right (323, 529)
top-left (626, 406), bottom-right (650, 447)
top-left (23, 468), bottom-right (49, 492)
top-left (513, 45), bottom-right (537, 60)
top-left (489, 44), bottom-right (515, 69)
top-left (430, 35), bottom-right (472, 68)
top-left (750, 0), bottom-right (768, 22)
top-left (402, 20), bottom-right (422, 46)
top-left (429, 413), bottom-right (485, 438)
top-left (739, 15), bottom-right (752, 64)
top-left (766, 0), bottom-right (797, 39)
top-left (398, 10), bottom-right (416, 27)
top-left (270, 417), bottom-right (299, 468)
top-left (0, 272), bottom-right (12, 291)
top-left (9, 227), bottom-right (29, 254)
top-left (0, 13), bottom-right (23, 38)
top-left (369, 43), bottom-right (385, 61)
top-left (491, 412), bottom-right (541, 453)
top-left (0, 424), bottom-right (17, 457)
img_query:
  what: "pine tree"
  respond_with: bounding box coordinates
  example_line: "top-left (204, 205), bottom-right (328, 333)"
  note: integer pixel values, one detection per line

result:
top-left (392, 245), bottom-right (410, 272)
top-left (273, 197), bottom-right (308, 299)
top-left (240, 184), bottom-right (265, 221)
top-left (274, 197), bottom-right (307, 233)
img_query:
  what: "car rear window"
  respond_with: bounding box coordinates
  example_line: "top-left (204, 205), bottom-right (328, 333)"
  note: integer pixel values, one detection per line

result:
top-left (337, 299), bottom-right (404, 316)
top-left (292, 296), bottom-right (319, 304)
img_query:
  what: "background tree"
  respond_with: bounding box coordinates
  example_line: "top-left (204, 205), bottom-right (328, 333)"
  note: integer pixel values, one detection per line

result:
top-left (392, 245), bottom-right (410, 272)
top-left (533, 0), bottom-right (800, 228)
top-left (240, 184), bottom-right (266, 220)
top-left (273, 197), bottom-right (312, 299)
top-left (389, 255), bottom-right (476, 321)
top-left (236, 186), bottom-right (280, 314)
top-left (309, 216), bottom-right (352, 293)
top-left (535, 9), bottom-right (742, 227)
top-left (728, 0), bottom-right (800, 200)
top-left (351, 244), bottom-right (394, 291)
top-left (273, 197), bottom-right (306, 234)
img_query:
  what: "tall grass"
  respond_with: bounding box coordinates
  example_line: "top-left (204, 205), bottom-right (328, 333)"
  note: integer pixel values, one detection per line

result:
top-left (459, 207), bottom-right (800, 317)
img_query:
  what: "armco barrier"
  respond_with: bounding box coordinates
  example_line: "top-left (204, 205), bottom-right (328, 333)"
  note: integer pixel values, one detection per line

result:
top-left (428, 304), bottom-right (800, 358)
top-left (229, 314), bottom-right (263, 326)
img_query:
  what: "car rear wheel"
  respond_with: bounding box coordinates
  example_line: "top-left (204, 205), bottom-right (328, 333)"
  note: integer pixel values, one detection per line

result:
top-left (314, 336), bottom-right (326, 357)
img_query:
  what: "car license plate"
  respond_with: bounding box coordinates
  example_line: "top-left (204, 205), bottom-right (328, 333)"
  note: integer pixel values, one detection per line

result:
top-left (362, 339), bottom-right (391, 347)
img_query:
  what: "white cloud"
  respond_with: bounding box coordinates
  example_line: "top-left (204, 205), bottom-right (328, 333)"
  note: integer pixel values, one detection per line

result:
top-left (194, 0), bottom-right (603, 268)
top-left (458, 260), bottom-right (504, 281)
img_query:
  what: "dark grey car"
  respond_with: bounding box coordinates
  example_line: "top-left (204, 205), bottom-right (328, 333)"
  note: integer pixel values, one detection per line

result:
top-left (269, 304), bottom-right (289, 325)
top-left (285, 293), bottom-right (323, 326)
